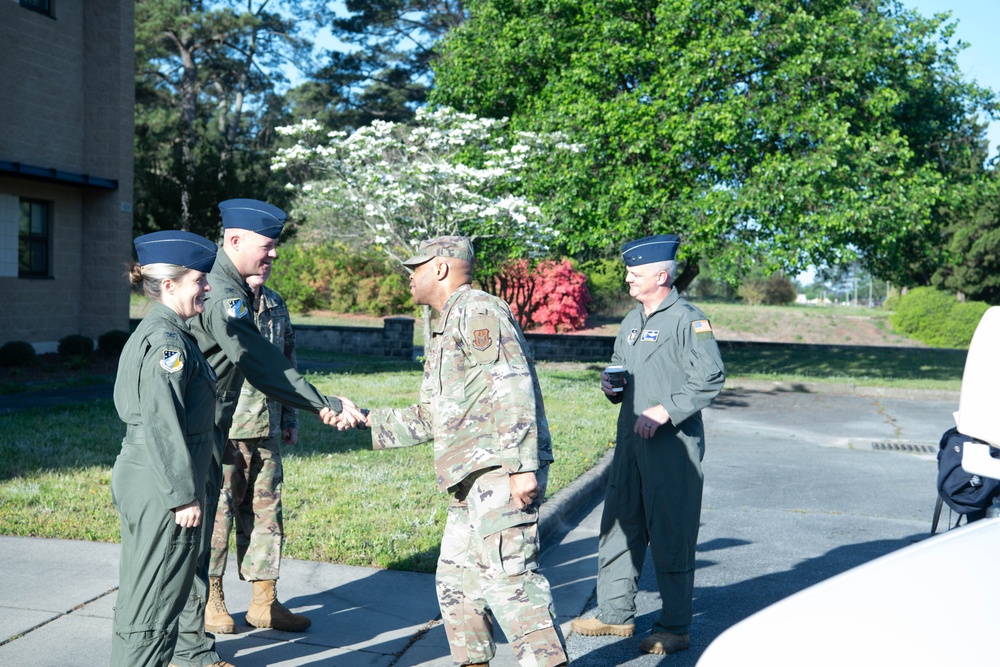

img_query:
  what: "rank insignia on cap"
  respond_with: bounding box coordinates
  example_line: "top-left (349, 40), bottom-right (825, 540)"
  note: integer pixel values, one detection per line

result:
top-left (160, 350), bottom-right (184, 373)
top-left (640, 330), bottom-right (659, 342)
top-left (227, 298), bottom-right (249, 319)
top-left (627, 328), bottom-right (639, 345)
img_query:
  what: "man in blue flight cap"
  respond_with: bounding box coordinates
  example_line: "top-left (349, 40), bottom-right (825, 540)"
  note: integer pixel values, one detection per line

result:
top-left (571, 234), bottom-right (725, 656)
top-left (170, 199), bottom-right (364, 667)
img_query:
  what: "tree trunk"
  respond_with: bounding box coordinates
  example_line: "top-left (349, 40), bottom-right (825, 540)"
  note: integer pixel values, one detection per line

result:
top-left (673, 261), bottom-right (700, 294)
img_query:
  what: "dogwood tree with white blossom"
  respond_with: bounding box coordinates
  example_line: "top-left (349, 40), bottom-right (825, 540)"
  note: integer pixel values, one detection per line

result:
top-left (271, 107), bottom-right (583, 272)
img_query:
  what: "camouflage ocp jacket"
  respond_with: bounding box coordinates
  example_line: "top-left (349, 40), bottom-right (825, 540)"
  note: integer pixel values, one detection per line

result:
top-left (370, 284), bottom-right (555, 492)
top-left (228, 285), bottom-right (298, 441)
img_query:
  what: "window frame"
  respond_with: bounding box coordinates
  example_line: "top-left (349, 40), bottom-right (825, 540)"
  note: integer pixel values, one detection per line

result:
top-left (18, 198), bottom-right (52, 279)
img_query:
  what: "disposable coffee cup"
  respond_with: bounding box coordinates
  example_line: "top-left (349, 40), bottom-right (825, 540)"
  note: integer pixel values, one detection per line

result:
top-left (605, 365), bottom-right (625, 392)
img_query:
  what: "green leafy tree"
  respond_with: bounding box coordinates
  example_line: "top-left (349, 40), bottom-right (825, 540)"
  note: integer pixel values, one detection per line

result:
top-left (430, 0), bottom-right (995, 291)
top-left (932, 168), bottom-right (1000, 305)
top-left (134, 0), bottom-right (322, 237)
top-left (290, 1), bottom-right (467, 131)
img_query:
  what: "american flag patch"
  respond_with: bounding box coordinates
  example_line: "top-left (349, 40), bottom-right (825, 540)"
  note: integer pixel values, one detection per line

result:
top-left (692, 319), bottom-right (712, 334)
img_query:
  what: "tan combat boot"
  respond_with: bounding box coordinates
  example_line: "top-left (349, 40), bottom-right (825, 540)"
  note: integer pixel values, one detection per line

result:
top-left (570, 616), bottom-right (635, 637)
top-left (205, 576), bottom-right (236, 634)
top-left (246, 579), bottom-right (311, 632)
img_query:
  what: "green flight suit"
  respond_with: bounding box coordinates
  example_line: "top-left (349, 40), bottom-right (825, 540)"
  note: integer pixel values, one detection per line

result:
top-left (596, 289), bottom-right (725, 635)
top-left (209, 285), bottom-right (298, 581)
top-left (172, 249), bottom-right (341, 667)
top-left (110, 303), bottom-right (217, 667)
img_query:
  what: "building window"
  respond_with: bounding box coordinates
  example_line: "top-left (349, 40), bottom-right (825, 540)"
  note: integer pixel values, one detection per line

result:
top-left (20, 0), bottom-right (53, 17)
top-left (19, 199), bottom-right (51, 278)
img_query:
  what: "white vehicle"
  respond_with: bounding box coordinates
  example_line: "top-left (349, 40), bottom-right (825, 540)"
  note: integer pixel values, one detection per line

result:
top-left (697, 307), bottom-right (1000, 666)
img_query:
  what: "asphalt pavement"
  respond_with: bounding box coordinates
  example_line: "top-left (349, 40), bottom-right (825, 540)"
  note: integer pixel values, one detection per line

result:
top-left (0, 380), bottom-right (959, 666)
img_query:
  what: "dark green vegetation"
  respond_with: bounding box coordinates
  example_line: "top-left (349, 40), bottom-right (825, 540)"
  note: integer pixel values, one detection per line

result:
top-left (432, 0), bottom-right (996, 292)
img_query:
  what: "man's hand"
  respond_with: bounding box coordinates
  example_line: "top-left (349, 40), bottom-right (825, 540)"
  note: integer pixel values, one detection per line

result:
top-left (173, 500), bottom-right (202, 528)
top-left (634, 404), bottom-right (670, 439)
top-left (510, 471), bottom-right (540, 510)
top-left (282, 427), bottom-right (298, 446)
top-left (333, 396), bottom-right (365, 430)
top-left (600, 372), bottom-right (626, 397)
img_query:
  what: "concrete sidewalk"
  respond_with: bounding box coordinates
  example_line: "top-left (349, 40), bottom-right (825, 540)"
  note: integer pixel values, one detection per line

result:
top-left (0, 501), bottom-right (606, 667)
top-left (0, 449), bottom-right (612, 667)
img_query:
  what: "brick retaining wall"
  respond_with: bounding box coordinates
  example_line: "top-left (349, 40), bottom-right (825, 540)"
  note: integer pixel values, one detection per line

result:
top-left (293, 317), bottom-right (416, 359)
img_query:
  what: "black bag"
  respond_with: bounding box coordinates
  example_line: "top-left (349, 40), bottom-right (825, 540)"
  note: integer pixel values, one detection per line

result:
top-left (936, 427), bottom-right (1000, 517)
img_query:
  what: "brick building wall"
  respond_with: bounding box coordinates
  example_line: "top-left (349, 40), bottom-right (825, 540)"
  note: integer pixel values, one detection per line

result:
top-left (0, 0), bottom-right (135, 351)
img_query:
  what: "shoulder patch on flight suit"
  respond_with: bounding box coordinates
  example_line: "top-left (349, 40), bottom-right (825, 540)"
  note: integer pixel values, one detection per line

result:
top-left (692, 319), bottom-right (714, 340)
top-left (227, 298), bottom-right (249, 319)
top-left (160, 349), bottom-right (184, 373)
top-left (468, 315), bottom-right (500, 364)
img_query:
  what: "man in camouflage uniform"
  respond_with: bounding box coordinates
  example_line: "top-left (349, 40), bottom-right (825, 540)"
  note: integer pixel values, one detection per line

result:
top-left (571, 234), bottom-right (725, 656)
top-left (365, 236), bottom-right (567, 667)
top-left (206, 267), bottom-right (310, 634)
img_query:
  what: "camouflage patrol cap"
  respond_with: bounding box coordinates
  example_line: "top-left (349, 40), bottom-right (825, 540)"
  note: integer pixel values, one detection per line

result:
top-left (402, 235), bottom-right (475, 267)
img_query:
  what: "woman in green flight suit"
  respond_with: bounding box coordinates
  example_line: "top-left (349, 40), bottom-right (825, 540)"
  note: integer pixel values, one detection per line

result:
top-left (111, 231), bottom-right (220, 667)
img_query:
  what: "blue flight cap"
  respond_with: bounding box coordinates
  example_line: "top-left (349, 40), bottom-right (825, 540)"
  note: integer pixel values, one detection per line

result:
top-left (134, 231), bottom-right (217, 273)
top-left (219, 198), bottom-right (287, 239)
top-left (622, 234), bottom-right (680, 266)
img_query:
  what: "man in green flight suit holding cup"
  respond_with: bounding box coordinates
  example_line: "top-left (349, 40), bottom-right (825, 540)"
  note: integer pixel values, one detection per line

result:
top-left (572, 234), bottom-right (725, 656)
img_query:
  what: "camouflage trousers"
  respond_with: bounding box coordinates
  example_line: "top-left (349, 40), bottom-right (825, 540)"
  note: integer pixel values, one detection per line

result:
top-left (437, 466), bottom-right (567, 667)
top-left (208, 436), bottom-right (283, 580)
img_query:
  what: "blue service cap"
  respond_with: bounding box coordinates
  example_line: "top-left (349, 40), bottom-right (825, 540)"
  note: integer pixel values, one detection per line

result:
top-left (134, 231), bottom-right (217, 273)
top-left (622, 234), bottom-right (680, 266)
top-left (219, 198), bottom-right (287, 239)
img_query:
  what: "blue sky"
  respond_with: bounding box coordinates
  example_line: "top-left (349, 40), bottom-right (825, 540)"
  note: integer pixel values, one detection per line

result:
top-left (904, 0), bottom-right (1000, 156)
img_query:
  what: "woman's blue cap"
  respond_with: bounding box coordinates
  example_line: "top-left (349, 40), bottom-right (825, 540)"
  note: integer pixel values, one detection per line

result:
top-left (134, 231), bottom-right (217, 273)
top-left (219, 198), bottom-right (287, 239)
top-left (622, 234), bottom-right (680, 266)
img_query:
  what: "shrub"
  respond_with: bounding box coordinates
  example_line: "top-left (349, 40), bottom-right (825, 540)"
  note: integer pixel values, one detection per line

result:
top-left (763, 274), bottom-right (798, 305)
top-left (531, 259), bottom-right (591, 333)
top-left (355, 272), bottom-right (413, 316)
top-left (890, 287), bottom-right (989, 348)
top-left (0, 340), bottom-right (36, 367)
top-left (738, 273), bottom-right (797, 306)
top-left (58, 334), bottom-right (94, 357)
top-left (98, 330), bottom-right (130, 357)
top-left (270, 241), bottom-right (411, 315)
top-left (492, 258), bottom-right (591, 332)
top-left (581, 258), bottom-right (628, 315)
top-left (737, 278), bottom-right (768, 306)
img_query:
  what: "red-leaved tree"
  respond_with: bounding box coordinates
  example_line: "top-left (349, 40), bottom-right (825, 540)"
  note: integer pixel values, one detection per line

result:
top-left (491, 259), bottom-right (590, 333)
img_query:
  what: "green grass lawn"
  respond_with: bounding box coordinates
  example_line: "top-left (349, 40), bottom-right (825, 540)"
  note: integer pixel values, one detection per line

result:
top-left (720, 342), bottom-right (965, 391)
top-left (5, 301), bottom-right (967, 572)
top-left (0, 360), bottom-right (615, 573)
